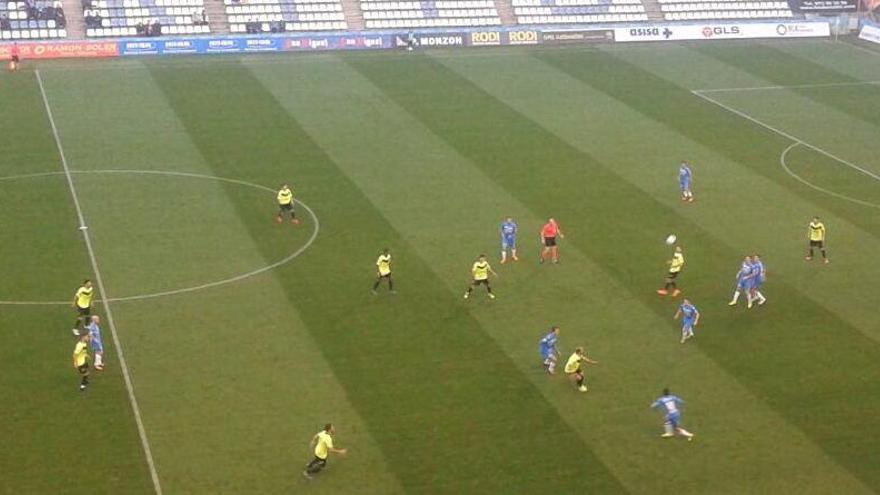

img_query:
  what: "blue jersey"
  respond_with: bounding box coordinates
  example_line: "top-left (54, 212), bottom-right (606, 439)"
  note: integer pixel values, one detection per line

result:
top-left (752, 260), bottom-right (765, 286)
top-left (679, 165), bottom-right (692, 185)
top-left (679, 303), bottom-right (698, 321)
top-left (652, 394), bottom-right (684, 425)
top-left (736, 262), bottom-right (754, 288)
top-left (501, 220), bottom-right (517, 249)
top-left (539, 331), bottom-right (558, 357)
top-left (87, 322), bottom-right (104, 352)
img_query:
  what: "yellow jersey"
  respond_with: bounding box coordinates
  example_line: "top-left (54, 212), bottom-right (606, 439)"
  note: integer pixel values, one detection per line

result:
top-left (75, 286), bottom-right (93, 309)
top-left (277, 187), bottom-right (293, 206)
top-left (564, 353), bottom-right (583, 374)
top-left (472, 261), bottom-right (490, 281)
top-left (73, 341), bottom-right (89, 367)
top-left (669, 252), bottom-right (684, 273)
top-left (376, 254), bottom-right (391, 276)
top-left (314, 431), bottom-right (334, 460)
top-left (809, 221), bottom-right (825, 241)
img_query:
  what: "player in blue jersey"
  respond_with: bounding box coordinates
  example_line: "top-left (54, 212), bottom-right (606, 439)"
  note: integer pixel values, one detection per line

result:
top-left (673, 299), bottom-right (700, 344)
top-left (679, 161), bottom-right (694, 202)
top-left (651, 388), bottom-right (694, 440)
top-left (86, 315), bottom-right (105, 371)
top-left (538, 326), bottom-right (560, 374)
top-left (750, 254), bottom-right (767, 307)
top-left (500, 217), bottom-right (519, 263)
top-left (728, 256), bottom-right (756, 308)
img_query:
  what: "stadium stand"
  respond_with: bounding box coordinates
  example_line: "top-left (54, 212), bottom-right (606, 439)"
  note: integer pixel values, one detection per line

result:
top-left (513, 0), bottom-right (647, 25)
top-left (83, 0), bottom-right (210, 37)
top-left (0, 0), bottom-right (68, 39)
top-left (226, 0), bottom-right (346, 33)
top-left (361, 0), bottom-right (501, 29)
top-left (659, 0), bottom-right (793, 20)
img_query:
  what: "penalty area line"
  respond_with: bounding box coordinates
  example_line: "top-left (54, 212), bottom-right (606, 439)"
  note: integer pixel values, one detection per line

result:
top-left (36, 70), bottom-right (164, 495)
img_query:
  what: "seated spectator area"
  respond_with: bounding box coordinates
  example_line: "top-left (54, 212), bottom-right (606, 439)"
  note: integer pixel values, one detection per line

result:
top-left (1, 0), bottom-right (67, 39)
top-left (659, 0), bottom-right (793, 20)
top-left (83, 0), bottom-right (209, 37)
top-left (361, 0), bottom-right (501, 29)
top-left (513, 0), bottom-right (646, 25)
top-left (226, 0), bottom-right (346, 33)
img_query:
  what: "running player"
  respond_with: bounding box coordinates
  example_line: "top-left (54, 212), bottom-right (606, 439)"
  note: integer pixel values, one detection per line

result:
top-left (728, 256), bottom-right (755, 308)
top-left (276, 184), bottom-right (299, 224)
top-left (564, 346), bottom-right (598, 392)
top-left (72, 279), bottom-right (94, 336)
top-left (372, 248), bottom-right (394, 294)
top-left (679, 161), bottom-right (694, 202)
top-left (750, 254), bottom-right (767, 306)
top-left (500, 217), bottom-right (518, 263)
top-left (806, 216), bottom-right (828, 263)
top-left (464, 254), bottom-right (497, 299)
top-left (538, 326), bottom-right (560, 374)
top-left (657, 246), bottom-right (684, 297)
top-left (539, 218), bottom-right (564, 264)
top-left (651, 388), bottom-right (694, 440)
top-left (673, 299), bottom-right (699, 344)
top-left (86, 315), bottom-right (105, 371)
top-left (73, 333), bottom-right (91, 391)
top-left (303, 423), bottom-right (347, 479)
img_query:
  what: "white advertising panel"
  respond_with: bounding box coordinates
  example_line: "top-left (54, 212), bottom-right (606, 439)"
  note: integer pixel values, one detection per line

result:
top-left (859, 22), bottom-right (880, 44)
top-left (615, 22), bottom-right (830, 42)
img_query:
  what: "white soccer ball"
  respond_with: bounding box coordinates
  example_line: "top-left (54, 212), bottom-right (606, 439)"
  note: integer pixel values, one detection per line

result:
top-left (665, 234), bottom-right (677, 246)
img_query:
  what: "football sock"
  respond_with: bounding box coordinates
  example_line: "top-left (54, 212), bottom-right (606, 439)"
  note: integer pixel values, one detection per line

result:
top-left (95, 354), bottom-right (103, 368)
top-left (576, 376), bottom-right (584, 387)
top-left (387, 278), bottom-right (393, 291)
top-left (372, 280), bottom-right (380, 290)
top-left (821, 250), bottom-right (827, 259)
top-left (664, 423), bottom-right (673, 435)
top-left (731, 291), bottom-right (740, 303)
top-left (547, 361), bottom-right (556, 373)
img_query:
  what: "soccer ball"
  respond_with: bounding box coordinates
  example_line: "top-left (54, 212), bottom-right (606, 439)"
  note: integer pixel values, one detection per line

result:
top-left (665, 234), bottom-right (677, 246)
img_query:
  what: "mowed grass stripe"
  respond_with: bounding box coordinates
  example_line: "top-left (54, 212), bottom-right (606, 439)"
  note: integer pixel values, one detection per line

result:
top-left (694, 43), bottom-right (880, 132)
top-left (348, 53), bottom-right (880, 491)
top-left (252, 56), bottom-right (872, 494)
top-left (148, 61), bottom-right (626, 494)
top-left (0, 71), bottom-right (61, 175)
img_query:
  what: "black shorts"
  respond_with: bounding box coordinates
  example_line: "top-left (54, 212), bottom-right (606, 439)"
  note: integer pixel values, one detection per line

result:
top-left (308, 456), bottom-right (327, 470)
top-left (377, 272), bottom-right (391, 279)
top-left (77, 364), bottom-right (89, 375)
top-left (809, 240), bottom-right (824, 248)
top-left (77, 306), bottom-right (91, 317)
top-left (667, 272), bottom-right (679, 280)
top-left (543, 236), bottom-right (557, 247)
top-left (279, 203), bottom-right (293, 213)
top-left (472, 278), bottom-right (489, 286)
top-left (12, 55), bottom-right (20, 63)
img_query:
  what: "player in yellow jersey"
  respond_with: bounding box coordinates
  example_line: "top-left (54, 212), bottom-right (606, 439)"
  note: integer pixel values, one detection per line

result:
top-left (464, 254), bottom-right (497, 300)
top-left (372, 248), bottom-right (395, 294)
top-left (72, 279), bottom-right (94, 336)
top-left (564, 347), bottom-right (599, 392)
top-left (73, 333), bottom-right (92, 391)
top-left (275, 184), bottom-right (299, 225)
top-left (303, 423), bottom-right (347, 479)
top-left (657, 246), bottom-right (684, 297)
top-left (806, 216), bottom-right (828, 263)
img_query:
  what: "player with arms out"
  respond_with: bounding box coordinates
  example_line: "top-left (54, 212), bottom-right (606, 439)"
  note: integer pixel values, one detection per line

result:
top-left (275, 183), bottom-right (299, 225)
top-left (500, 217), bottom-right (519, 263)
top-left (372, 248), bottom-right (394, 294)
top-left (657, 246), bottom-right (684, 297)
top-left (679, 161), bottom-right (694, 202)
top-left (538, 326), bottom-right (560, 374)
top-left (806, 216), bottom-right (828, 263)
top-left (73, 333), bottom-right (92, 391)
top-left (539, 218), bottom-right (564, 264)
top-left (750, 254), bottom-right (767, 306)
top-left (72, 279), bottom-right (94, 336)
top-left (651, 388), bottom-right (694, 440)
top-left (303, 423), bottom-right (347, 480)
top-left (728, 256), bottom-right (755, 308)
top-left (464, 254), bottom-right (497, 300)
top-left (564, 346), bottom-right (598, 392)
top-left (86, 315), bottom-right (105, 371)
top-left (673, 299), bottom-right (699, 344)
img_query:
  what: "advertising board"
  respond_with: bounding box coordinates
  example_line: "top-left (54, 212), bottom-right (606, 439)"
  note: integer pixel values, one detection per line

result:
top-left (541, 29), bottom-right (614, 44)
top-left (614, 21), bottom-right (830, 42)
top-left (789, 0), bottom-right (857, 12)
top-left (859, 21), bottom-right (880, 44)
top-left (0, 41), bottom-right (118, 59)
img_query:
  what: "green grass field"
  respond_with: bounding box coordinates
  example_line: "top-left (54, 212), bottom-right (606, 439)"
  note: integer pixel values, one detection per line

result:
top-left (2, 37), bottom-right (880, 494)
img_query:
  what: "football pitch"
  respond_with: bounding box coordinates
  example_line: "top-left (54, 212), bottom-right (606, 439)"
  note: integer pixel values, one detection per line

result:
top-left (2, 37), bottom-right (880, 494)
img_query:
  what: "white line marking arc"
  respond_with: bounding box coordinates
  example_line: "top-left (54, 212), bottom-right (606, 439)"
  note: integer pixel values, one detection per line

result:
top-left (780, 143), bottom-right (880, 209)
top-left (36, 69), bottom-right (164, 495)
top-left (0, 169), bottom-right (319, 305)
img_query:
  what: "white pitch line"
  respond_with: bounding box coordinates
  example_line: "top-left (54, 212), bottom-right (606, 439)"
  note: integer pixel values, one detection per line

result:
top-left (35, 70), bottom-right (164, 495)
top-left (691, 89), bottom-right (880, 183)
top-left (694, 80), bottom-right (880, 93)
top-left (780, 142), bottom-right (880, 209)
